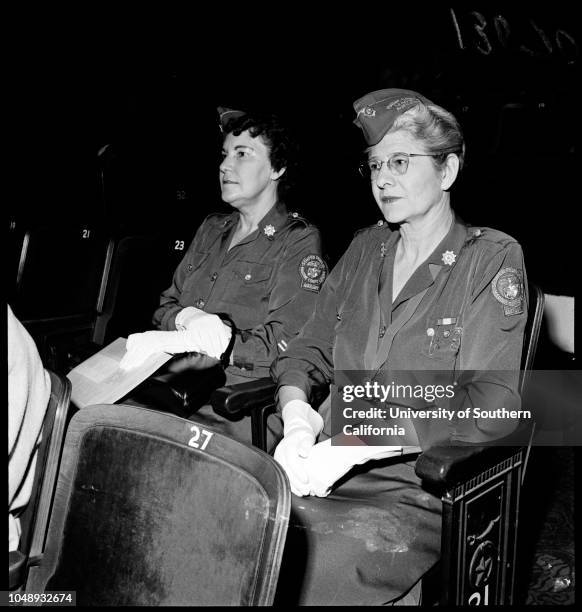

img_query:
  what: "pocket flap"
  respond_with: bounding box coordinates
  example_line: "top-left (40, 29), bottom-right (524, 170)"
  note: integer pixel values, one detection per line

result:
top-left (232, 261), bottom-right (273, 283)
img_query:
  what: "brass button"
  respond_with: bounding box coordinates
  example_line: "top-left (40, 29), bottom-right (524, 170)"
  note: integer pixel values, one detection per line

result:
top-left (443, 330), bottom-right (451, 338)
top-left (210, 272), bottom-right (218, 281)
top-left (197, 299), bottom-right (205, 308)
top-left (427, 328), bottom-right (435, 337)
top-left (244, 273), bottom-right (252, 281)
top-left (187, 264), bottom-right (193, 272)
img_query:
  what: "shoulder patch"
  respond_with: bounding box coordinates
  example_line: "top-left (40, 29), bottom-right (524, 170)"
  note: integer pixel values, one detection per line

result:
top-left (491, 267), bottom-right (524, 316)
top-left (299, 254), bottom-right (327, 292)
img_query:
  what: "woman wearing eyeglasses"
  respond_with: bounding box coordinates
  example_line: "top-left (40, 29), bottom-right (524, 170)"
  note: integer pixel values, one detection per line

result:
top-left (269, 89), bottom-right (528, 605)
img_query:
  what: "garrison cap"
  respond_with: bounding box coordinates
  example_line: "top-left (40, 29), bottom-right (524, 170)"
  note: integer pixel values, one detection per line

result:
top-left (217, 106), bottom-right (246, 132)
top-left (353, 88), bottom-right (434, 146)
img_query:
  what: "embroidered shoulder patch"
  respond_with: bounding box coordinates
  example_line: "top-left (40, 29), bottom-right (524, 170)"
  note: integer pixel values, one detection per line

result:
top-left (492, 267), bottom-right (524, 316)
top-left (299, 254), bottom-right (327, 292)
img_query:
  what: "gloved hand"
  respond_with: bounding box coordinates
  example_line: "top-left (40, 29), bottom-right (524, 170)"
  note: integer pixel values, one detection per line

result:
top-left (273, 400), bottom-right (324, 497)
top-left (119, 330), bottom-right (195, 371)
top-left (176, 307), bottom-right (232, 361)
top-left (304, 438), bottom-right (404, 497)
top-left (174, 306), bottom-right (206, 330)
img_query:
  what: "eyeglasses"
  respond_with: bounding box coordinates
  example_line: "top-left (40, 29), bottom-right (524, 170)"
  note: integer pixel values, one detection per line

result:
top-left (358, 152), bottom-right (440, 180)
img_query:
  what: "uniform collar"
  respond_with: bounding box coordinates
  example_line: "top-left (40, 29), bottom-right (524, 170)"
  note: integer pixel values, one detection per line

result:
top-left (219, 201), bottom-right (289, 248)
top-left (256, 201), bottom-right (289, 240)
top-left (390, 214), bottom-right (469, 309)
top-left (425, 214), bottom-right (469, 279)
top-left (217, 202), bottom-right (288, 232)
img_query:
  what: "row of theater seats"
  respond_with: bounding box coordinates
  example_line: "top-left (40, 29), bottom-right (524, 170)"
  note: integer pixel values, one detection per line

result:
top-left (10, 373), bottom-right (290, 605)
top-left (9, 219), bottom-right (196, 373)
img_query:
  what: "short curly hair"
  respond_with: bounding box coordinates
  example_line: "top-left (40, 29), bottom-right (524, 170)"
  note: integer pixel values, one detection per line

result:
top-left (222, 112), bottom-right (298, 200)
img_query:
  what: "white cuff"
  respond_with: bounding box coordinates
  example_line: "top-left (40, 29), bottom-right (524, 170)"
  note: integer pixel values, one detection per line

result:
top-left (282, 399), bottom-right (324, 437)
top-left (175, 306), bottom-right (205, 331)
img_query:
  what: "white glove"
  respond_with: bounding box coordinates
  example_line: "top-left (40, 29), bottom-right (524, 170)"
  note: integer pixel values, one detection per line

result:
top-left (305, 439), bottom-right (404, 497)
top-left (175, 306), bottom-right (206, 330)
top-left (176, 307), bottom-right (232, 362)
top-left (273, 400), bottom-right (324, 497)
top-left (119, 330), bottom-right (194, 371)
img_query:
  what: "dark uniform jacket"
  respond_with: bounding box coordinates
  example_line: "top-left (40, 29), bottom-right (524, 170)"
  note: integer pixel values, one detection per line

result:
top-left (153, 202), bottom-right (327, 380)
top-left (271, 215), bottom-right (528, 446)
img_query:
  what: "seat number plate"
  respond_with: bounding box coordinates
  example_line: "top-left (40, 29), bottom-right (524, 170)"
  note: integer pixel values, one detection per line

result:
top-left (188, 424), bottom-right (213, 450)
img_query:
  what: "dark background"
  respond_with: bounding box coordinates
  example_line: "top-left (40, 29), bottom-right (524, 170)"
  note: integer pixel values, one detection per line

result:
top-left (9, 5), bottom-right (579, 295)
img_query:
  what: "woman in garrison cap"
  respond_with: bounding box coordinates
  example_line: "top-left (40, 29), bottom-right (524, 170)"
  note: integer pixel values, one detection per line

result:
top-left (120, 109), bottom-right (327, 446)
top-left (269, 89), bottom-right (528, 604)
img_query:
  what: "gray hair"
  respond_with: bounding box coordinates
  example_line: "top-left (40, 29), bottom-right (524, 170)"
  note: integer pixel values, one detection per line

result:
top-left (390, 102), bottom-right (466, 172)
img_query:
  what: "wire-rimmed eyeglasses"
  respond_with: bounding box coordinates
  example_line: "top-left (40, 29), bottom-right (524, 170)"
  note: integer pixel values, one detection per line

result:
top-left (358, 152), bottom-right (440, 180)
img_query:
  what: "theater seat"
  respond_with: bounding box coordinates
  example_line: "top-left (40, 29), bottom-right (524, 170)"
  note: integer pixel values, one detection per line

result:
top-left (10, 370), bottom-right (72, 591)
top-left (12, 224), bottom-right (112, 371)
top-left (93, 230), bottom-right (192, 346)
top-left (13, 224), bottom-right (111, 322)
top-left (8, 217), bottom-right (25, 300)
top-left (25, 404), bottom-right (291, 606)
top-left (38, 229), bottom-right (192, 373)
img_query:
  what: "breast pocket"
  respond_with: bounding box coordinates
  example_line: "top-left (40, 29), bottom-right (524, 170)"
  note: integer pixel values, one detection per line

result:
top-left (421, 315), bottom-right (463, 362)
top-left (222, 261), bottom-right (273, 307)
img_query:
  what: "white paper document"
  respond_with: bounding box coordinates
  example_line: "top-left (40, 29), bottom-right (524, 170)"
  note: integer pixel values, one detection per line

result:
top-left (67, 337), bottom-right (172, 408)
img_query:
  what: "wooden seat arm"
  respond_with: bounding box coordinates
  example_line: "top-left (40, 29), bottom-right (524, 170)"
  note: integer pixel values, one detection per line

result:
top-left (210, 378), bottom-right (277, 419)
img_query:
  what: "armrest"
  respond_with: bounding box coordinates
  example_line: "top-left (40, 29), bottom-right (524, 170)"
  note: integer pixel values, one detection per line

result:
top-left (415, 420), bottom-right (534, 488)
top-left (210, 377), bottom-right (276, 419)
top-left (9, 550), bottom-right (26, 590)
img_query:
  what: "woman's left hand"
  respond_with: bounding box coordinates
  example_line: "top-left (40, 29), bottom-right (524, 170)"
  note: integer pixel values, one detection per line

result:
top-left (305, 439), bottom-right (404, 497)
top-left (304, 439), bottom-right (365, 497)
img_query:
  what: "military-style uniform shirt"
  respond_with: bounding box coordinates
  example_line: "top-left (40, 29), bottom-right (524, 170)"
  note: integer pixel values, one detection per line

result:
top-left (271, 215), bottom-right (528, 446)
top-left (153, 202), bottom-right (327, 380)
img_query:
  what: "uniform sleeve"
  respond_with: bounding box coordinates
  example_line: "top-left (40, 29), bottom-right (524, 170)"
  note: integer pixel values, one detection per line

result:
top-left (270, 239), bottom-right (356, 401)
top-left (152, 222), bottom-right (207, 331)
top-left (447, 240), bottom-right (528, 443)
top-left (231, 226), bottom-right (329, 375)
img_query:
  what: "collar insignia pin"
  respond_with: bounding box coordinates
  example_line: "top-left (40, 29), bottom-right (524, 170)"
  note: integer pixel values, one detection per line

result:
top-left (442, 250), bottom-right (456, 266)
top-left (264, 224), bottom-right (276, 238)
